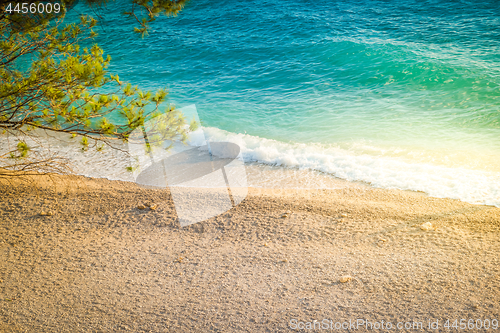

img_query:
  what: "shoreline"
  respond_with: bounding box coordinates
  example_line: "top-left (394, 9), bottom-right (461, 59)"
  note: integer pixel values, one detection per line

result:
top-left (3, 128), bottom-right (499, 208)
top-left (1, 172), bottom-right (500, 332)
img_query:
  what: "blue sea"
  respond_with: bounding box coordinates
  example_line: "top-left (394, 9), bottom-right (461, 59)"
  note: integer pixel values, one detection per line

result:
top-left (70, 0), bottom-right (500, 206)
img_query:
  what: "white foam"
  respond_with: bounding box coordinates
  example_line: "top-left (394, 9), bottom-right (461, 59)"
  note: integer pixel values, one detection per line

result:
top-left (200, 127), bottom-right (500, 207)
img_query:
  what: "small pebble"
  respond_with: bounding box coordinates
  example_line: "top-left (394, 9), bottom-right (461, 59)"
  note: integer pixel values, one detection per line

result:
top-left (339, 275), bottom-right (352, 283)
top-left (341, 213), bottom-right (348, 218)
top-left (39, 211), bottom-right (53, 216)
top-left (137, 204), bottom-right (146, 210)
top-left (149, 204), bottom-right (158, 210)
top-left (420, 222), bottom-right (433, 231)
top-left (281, 214), bottom-right (288, 218)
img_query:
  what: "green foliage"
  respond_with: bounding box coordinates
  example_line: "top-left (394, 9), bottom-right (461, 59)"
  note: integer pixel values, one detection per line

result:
top-left (0, 0), bottom-right (192, 175)
top-left (121, 0), bottom-right (190, 37)
top-left (12, 141), bottom-right (30, 159)
top-left (1, 1), bottom-right (190, 36)
top-left (6, 141), bottom-right (29, 159)
top-left (189, 117), bottom-right (199, 132)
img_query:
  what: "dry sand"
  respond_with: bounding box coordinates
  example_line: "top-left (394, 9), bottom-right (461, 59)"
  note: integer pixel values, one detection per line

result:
top-left (1, 172), bottom-right (499, 332)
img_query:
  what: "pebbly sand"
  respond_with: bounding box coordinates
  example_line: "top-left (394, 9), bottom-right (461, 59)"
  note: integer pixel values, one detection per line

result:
top-left (1, 170), bottom-right (500, 332)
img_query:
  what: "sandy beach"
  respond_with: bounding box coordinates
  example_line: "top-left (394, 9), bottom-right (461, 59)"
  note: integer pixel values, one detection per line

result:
top-left (1, 171), bottom-right (499, 332)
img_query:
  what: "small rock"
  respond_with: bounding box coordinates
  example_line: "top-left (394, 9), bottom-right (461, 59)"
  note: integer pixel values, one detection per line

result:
top-left (281, 214), bottom-right (288, 218)
top-left (149, 204), bottom-right (158, 210)
top-left (341, 213), bottom-right (348, 218)
top-left (39, 211), bottom-right (53, 216)
top-left (339, 275), bottom-right (352, 283)
top-left (264, 243), bottom-right (269, 247)
top-left (420, 222), bottom-right (433, 231)
top-left (379, 238), bottom-right (387, 242)
top-left (285, 210), bottom-right (291, 214)
top-left (137, 204), bottom-right (146, 210)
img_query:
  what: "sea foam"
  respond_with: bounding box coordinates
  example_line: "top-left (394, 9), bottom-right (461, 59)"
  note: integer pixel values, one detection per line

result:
top-left (200, 127), bottom-right (500, 207)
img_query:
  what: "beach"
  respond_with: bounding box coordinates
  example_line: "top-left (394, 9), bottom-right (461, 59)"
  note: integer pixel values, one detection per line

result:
top-left (2, 0), bottom-right (500, 331)
top-left (1, 171), bottom-right (499, 332)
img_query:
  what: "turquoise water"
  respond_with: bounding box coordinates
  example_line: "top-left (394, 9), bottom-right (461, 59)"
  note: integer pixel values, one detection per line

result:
top-left (72, 0), bottom-right (500, 205)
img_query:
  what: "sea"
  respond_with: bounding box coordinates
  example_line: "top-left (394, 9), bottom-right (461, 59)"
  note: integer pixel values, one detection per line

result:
top-left (63, 0), bottom-right (500, 206)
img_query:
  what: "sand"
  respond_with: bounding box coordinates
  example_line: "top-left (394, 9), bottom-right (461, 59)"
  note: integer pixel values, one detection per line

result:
top-left (1, 172), bottom-right (499, 332)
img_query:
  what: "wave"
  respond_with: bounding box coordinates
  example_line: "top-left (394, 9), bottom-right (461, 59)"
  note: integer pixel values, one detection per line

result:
top-left (197, 127), bottom-right (500, 207)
